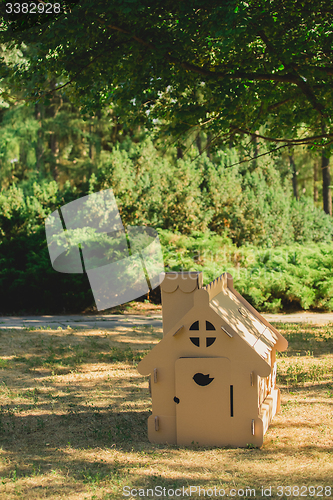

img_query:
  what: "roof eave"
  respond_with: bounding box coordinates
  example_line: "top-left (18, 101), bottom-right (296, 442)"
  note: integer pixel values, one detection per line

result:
top-left (225, 273), bottom-right (288, 352)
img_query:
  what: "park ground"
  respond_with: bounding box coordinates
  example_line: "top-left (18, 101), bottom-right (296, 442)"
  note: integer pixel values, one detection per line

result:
top-left (0, 304), bottom-right (332, 499)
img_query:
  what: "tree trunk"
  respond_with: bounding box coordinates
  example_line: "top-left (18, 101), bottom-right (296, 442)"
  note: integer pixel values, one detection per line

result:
top-left (322, 122), bottom-right (332, 215)
top-left (89, 123), bottom-right (94, 161)
top-left (313, 159), bottom-right (318, 203)
top-left (289, 154), bottom-right (298, 199)
top-left (251, 132), bottom-right (259, 169)
top-left (206, 133), bottom-right (212, 160)
top-left (322, 152), bottom-right (332, 215)
top-left (177, 147), bottom-right (183, 159)
top-left (50, 133), bottom-right (59, 182)
top-left (196, 132), bottom-right (202, 155)
top-left (35, 103), bottom-right (43, 173)
top-left (47, 80), bottom-right (62, 182)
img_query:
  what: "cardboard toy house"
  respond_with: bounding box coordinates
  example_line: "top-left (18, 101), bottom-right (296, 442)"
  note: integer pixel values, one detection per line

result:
top-left (137, 271), bottom-right (288, 447)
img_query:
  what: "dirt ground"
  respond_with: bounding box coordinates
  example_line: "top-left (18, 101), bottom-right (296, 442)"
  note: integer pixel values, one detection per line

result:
top-left (0, 321), bottom-right (332, 499)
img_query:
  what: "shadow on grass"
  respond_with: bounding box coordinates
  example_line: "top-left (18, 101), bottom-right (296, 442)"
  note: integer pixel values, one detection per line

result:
top-left (0, 329), bottom-right (157, 376)
top-left (0, 407), bottom-right (150, 449)
top-left (0, 424), bottom-right (331, 494)
top-left (0, 324), bottom-right (332, 496)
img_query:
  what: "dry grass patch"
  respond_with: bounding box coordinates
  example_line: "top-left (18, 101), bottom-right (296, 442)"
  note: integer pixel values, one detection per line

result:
top-left (0, 321), bottom-right (332, 499)
top-left (91, 301), bottom-right (162, 317)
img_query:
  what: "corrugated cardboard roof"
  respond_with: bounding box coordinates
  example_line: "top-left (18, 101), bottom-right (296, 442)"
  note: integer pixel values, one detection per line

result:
top-left (205, 274), bottom-right (281, 360)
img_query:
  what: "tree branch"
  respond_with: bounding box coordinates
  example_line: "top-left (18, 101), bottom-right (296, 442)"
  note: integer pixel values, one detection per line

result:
top-left (296, 65), bottom-right (333, 76)
top-left (268, 98), bottom-right (292, 111)
top-left (101, 21), bottom-right (333, 86)
top-left (231, 126), bottom-right (333, 145)
top-left (43, 52), bottom-right (104, 95)
top-left (257, 29), bottom-right (326, 117)
top-left (98, 20), bottom-right (307, 84)
top-left (226, 144), bottom-right (304, 168)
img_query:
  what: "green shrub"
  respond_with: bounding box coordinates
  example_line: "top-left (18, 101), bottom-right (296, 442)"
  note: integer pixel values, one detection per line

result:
top-left (96, 139), bottom-right (333, 246)
top-left (0, 180), bottom-right (93, 314)
top-left (159, 230), bottom-right (333, 312)
top-left (1, 138), bottom-right (333, 313)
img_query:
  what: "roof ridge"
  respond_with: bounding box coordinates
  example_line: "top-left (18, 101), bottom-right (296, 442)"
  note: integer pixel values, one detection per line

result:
top-left (202, 273), bottom-right (224, 291)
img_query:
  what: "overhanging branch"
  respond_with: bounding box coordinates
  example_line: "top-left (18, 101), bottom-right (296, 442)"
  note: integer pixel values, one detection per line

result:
top-left (226, 144), bottom-right (306, 168)
top-left (232, 127), bottom-right (333, 145)
top-left (100, 21), bottom-right (333, 86)
top-left (257, 29), bottom-right (326, 117)
top-left (98, 20), bottom-right (307, 85)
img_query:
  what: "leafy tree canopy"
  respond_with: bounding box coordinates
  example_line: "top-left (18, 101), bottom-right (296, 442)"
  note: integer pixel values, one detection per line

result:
top-left (1, 0), bottom-right (333, 153)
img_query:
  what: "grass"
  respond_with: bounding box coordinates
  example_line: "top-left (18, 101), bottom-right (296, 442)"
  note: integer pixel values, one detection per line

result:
top-left (0, 320), bottom-right (332, 499)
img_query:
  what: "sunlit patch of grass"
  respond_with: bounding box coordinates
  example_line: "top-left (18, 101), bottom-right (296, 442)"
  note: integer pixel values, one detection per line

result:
top-left (0, 358), bottom-right (8, 369)
top-left (277, 357), bottom-right (333, 386)
top-left (274, 322), bottom-right (333, 386)
top-left (9, 334), bottom-right (153, 373)
top-left (273, 322), bottom-right (333, 357)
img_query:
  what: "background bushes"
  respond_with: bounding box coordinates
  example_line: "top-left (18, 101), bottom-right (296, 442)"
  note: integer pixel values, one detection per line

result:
top-left (96, 137), bottom-right (333, 245)
top-left (159, 230), bottom-right (333, 313)
top-left (1, 138), bottom-right (333, 313)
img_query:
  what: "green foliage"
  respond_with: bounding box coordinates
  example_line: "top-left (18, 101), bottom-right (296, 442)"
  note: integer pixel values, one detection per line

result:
top-left (159, 231), bottom-right (333, 312)
top-left (0, 180), bottom-right (93, 314)
top-left (97, 137), bottom-right (209, 233)
top-left (1, 0), bottom-right (332, 152)
top-left (0, 97), bottom-right (124, 191)
top-left (96, 137), bottom-right (333, 246)
top-left (1, 131), bottom-right (333, 313)
top-left (0, 103), bottom-right (38, 185)
top-left (290, 197), bottom-right (333, 243)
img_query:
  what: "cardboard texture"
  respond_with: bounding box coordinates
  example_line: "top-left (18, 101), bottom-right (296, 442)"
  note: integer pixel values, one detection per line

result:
top-left (137, 271), bottom-right (288, 447)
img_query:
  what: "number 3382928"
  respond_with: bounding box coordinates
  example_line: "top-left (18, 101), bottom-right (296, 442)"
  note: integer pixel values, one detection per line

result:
top-left (6, 3), bottom-right (61, 14)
